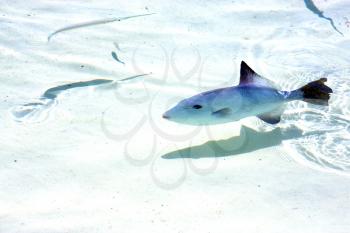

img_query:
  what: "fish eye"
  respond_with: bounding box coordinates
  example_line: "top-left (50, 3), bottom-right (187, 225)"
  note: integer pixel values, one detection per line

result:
top-left (192, 104), bottom-right (202, 109)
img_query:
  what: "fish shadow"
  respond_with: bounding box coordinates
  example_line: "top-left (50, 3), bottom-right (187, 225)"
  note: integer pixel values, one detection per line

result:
top-left (162, 125), bottom-right (308, 159)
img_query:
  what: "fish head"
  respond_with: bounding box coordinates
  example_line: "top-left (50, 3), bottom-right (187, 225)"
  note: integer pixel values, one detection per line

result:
top-left (162, 88), bottom-right (236, 125)
top-left (163, 95), bottom-right (211, 125)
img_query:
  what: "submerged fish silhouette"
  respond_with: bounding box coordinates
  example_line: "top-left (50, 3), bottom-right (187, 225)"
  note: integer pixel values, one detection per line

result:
top-left (163, 61), bottom-right (332, 125)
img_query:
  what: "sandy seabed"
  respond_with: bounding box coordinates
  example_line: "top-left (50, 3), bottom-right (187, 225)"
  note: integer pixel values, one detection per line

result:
top-left (1, 0), bottom-right (350, 232)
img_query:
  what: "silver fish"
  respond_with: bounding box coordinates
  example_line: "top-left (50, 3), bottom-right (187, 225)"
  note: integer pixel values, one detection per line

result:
top-left (163, 61), bottom-right (332, 125)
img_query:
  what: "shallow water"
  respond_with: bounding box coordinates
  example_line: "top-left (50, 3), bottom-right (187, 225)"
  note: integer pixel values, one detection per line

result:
top-left (2, 0), bottom-right (350, 232)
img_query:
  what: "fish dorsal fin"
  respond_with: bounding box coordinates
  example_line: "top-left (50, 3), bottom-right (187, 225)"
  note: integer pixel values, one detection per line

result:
top-left (239, 61), bottom-right (276, 88)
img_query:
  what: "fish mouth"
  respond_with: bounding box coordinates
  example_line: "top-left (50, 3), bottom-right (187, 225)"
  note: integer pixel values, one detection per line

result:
top-left (162, 113), bottom-right (171, 119)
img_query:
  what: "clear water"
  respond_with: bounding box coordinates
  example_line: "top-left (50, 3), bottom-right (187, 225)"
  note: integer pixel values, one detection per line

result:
top-left (1, 0), bottom-right (350, 232)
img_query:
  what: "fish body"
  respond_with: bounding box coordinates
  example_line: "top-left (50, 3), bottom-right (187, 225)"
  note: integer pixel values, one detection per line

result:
top-left (163, 61), bottom-right (332, 125)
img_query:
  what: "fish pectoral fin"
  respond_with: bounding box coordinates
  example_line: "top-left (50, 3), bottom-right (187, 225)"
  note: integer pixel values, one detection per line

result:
top-left (212, 108), bottom-right (231, 117)
top-left (257, 107), bottom-right (284, 124)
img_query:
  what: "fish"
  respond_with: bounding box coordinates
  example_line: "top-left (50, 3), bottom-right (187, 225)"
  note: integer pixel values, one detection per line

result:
top-left (111, 51), bottom-right (125, 64)
top-left (42, 73), bottom-right (149, 99)
top-left (162, 61), bottom-right (333, 125)
top-left (47, 13), bottom-right (155, 41)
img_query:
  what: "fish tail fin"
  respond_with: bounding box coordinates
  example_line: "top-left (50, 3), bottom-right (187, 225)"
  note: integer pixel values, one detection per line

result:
top-left (291, 78), bottom-right (333, 105)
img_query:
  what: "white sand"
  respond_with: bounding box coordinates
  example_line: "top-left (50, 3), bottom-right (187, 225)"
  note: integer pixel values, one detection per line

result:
top-left (1, 0), bottom-right (350, 232)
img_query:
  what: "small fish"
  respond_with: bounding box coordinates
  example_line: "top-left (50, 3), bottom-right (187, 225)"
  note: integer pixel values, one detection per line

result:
top-left (111, 51), bottom-right (125, 64)
top-left (163, 61), bottom-right (333, 125)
